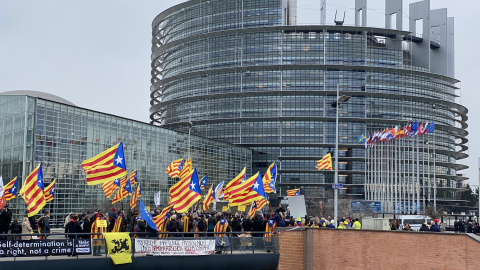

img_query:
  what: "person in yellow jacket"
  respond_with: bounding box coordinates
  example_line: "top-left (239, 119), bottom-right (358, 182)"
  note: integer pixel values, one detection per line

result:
top-left (338, 220), bottom-right (348, 229)
top-left (353, 218), bottom-right (361, 229)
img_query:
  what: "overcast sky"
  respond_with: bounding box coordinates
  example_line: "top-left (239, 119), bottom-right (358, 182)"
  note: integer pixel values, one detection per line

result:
top-left (1, 0), bottom-right (478, 185)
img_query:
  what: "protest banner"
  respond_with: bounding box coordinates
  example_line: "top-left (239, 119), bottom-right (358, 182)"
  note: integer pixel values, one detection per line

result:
top-left (135, 239), bottom-right (215, 256)
top-left (0, 239), bottom-right (91, 257)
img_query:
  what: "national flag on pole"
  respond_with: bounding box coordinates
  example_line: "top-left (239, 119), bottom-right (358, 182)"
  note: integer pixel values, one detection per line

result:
top-left (287, 188), bottom-right (300, 197)
top-left (4, 177), bottom-right (18, 201)
top-left (428, 121), bottom-right (434, 133)
top-left (128, 170), bottom-right (138, 186)
top-left (316, 153), bottom-right (333, 170)
top-left (223, 167), bottom-right (246, 200)
top-left (81, 142), bottom-right (127, 185)
top-left (263, 163), bottom-right (277, 194)
top-left (215, 181), bottom-right (224, 200)
top-left (410, 121), bottom-right (418, 134)
top-left (0, 176), bottom-right (5, 210)
top-left (166, 159), bottom-right (183, 178)
top-left (101, 179), bottom-right (118, 198)
top-left (112, 176), bottom-right (132, 204)
top-left (153, 204), bottom-right (175, 231)
top-left (43, 179), bottom-right (56, 202)
top-left (129, 183), bottom-right (141, 208)
top-left (225, 171), bottom-right (260, 202)
top-left (214, 219), bottom-right (229, 237)
top-left (200, 175), bottom-right (208, 190)
top-left (228, 172), bottom-right (267, 207)
top-left (171, 168), bottom-right (202, 213)
top-left (19, 163), bottom-right (46, 217)
top-left (203, 184), bottom-right (216, 211)
top-left (139, 200), bottom-right (158, 231)
top-left (357, 134), bottom-right (366, 143)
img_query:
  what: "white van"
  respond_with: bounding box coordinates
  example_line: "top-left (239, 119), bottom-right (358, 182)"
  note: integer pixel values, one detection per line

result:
top-left (397, 215), bottom-right (431, 231)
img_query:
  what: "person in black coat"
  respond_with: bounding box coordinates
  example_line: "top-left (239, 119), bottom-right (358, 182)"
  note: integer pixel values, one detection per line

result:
top-left (242, 216), bottom-right (254, 232)
top-left (252, 212), bottom-right (266, 237)
top-left (230, 215), bottom-right (243, 236)
top-left (269, 212), bottom-right (286, 227)
top-left (0, 208), bottom-right (12, 239)
top-left (65, 215), bottom-right (82, 239)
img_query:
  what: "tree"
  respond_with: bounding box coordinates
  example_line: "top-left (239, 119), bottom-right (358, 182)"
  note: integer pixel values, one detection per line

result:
top-left (460, 184), bottom-right (478, 207)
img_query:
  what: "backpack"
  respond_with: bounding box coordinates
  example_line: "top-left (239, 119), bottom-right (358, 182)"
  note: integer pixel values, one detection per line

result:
top-left (197, 219), bottom-right (206, 232)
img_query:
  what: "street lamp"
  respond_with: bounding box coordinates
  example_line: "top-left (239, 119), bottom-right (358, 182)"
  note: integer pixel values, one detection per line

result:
top-left (331, 83), bottom-right (351, 228)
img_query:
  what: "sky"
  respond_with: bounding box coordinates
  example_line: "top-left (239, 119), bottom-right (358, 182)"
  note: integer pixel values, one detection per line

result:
top-left (1, 0), bottom-right (478, 185)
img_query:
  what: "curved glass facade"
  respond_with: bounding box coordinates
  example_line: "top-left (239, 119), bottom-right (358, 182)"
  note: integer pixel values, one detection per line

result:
top-left (151, 0), bottom-right (468, 211)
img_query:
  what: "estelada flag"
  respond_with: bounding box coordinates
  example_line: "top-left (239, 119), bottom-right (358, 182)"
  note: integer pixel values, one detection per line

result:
top-left (263, 163), bottom-right (277, 193)
top-left (128, 170), bottom-right (138, 186)
top-left (0, 176), bottom-right (6, 209)
top-left (287, 188), bottom-right (300, 197)
top-left (129, 183), bottom-right (141, 208)
top-left (316, 153), bottom-right (333, 170)
top-left (20, 163), bottom-right (46, 217)
top-left (4, 177), bottom-right (18, 201)
top-left (103, 232), bottom-right (132, 265)
top-left (81, 142), bottom-right (127, 185)
top-left (166, 159), bottom-right (183, 178)
top-left (203, 184), bottom-right (216, 211)
top-left (44, 179), bottom-right (56, 202)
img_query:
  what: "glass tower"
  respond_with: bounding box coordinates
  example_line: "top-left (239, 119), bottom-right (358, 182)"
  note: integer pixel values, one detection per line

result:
top-left (150, 0), bottom-right (468, 213)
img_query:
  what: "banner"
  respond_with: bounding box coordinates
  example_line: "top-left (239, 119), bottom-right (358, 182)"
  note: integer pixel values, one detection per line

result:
top-left (134, 239), bottom-right (215, 256)
top-left (104, 232), bottom-right (132, 265)
top-left (0, 239), bottom-right (91, 257)
top-left (154, 191), bottom-right (161, 207)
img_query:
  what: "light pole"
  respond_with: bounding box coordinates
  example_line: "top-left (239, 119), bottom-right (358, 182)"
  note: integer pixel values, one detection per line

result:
top-left (332, 83), bottom-right (350, 228)
top-left (185, 121), bottom-right (192, 159)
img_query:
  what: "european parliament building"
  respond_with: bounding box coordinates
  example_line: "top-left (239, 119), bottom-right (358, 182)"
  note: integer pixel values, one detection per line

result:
top-left (150, 0), bottom-right (469, 213)
top-left (0, 91), bottom-right (251, 223)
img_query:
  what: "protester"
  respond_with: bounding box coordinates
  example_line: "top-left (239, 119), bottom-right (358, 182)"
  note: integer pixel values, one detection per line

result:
top-left (9, 218), bottom-right (22, 239)
top-left (38, 210), bottom-right (51, 238)
top-left (419, 223), bottom-right (429, 232)
top-left (65, 214), bottom-right (82, 239)
top-left (64, 212), bottom-right (73, 228)
top-left (430, 220), bottom-right (441, 232)
top-left (91, 213), bottom-right (107, 256)
top-left (0, 208), bottom-right (11, 239)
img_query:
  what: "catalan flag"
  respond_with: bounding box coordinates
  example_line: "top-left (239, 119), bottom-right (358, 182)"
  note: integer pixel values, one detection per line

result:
top-left (203, 184), bottom-right (216, 211)
top-left (214, 218), bottom-right (229, 237)
top-left (247, 199), bottom-right (268, 217)
top-left (199, 174), bottom-right (208, 190)
top-left (4, 177), bottom-right (18, 201)
top-left (228, 172), bottom-right (267, 207)
top-left (316, 153), bottom-right (333, 170)
top-left (128, 170), bottom-right (138, 186)
top-left (0, 176), bottom-right (5, 209)
top-left (263, 163), bottom-right (277, 193)
top-left (223, 167), bottom-right (246, 200)
top-left (265, 219), bottom-right (277, 240)
top-left (153, 204), bottom-right (174, 231)
top-left (101, 179), bottom-right (118, 198)
top-left (166, 159), bottom-right (184, 178)
top-left (171, 168), bottom-right (202, 213)
top-left (178, 158), bottom-right (192, 181)
top-left (19, 163), bottom-right (46, 217)
top-left (129, 183), bottom-right (141, 208)
top-left (112, 176), bottom-right (133, 204)
top-left (81, 142), bottom-right (127, 185)
top-left (215, 181), bottom-right (224, 200)
top-left (168, 159), bottom-right (194, 205)
top-left (112, 215), bottom-right (123, 232)
top-left (287, 188), bottom-right (300, 197)
top-left (225, 171), bottom-right (260, 202)
top-left (43, 179), bottom-right (56, 202)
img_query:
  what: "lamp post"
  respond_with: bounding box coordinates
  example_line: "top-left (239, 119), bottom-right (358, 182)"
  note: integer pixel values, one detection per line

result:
top-left (332, 83), bottom-right (350, 228)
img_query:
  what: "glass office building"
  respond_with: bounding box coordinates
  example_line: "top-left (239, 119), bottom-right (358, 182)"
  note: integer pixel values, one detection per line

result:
top-left (0, 91), bottom-right (252, 223)
top-left (150, 0), bottom-right (468, 212)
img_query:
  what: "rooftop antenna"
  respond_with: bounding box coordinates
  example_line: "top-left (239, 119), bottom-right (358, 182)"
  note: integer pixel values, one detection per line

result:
top-left (334, 10), bottom-right (346, 25)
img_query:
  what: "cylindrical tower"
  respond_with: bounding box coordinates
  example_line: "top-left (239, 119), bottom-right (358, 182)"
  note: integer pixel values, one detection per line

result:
top-left (150, 0), bottom-right (468, 212)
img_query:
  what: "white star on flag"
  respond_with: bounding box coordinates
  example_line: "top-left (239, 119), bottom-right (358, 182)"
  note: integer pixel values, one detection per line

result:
top-left (11, 186), bottom-right (15, 192)
top-left (190, 183), bottom-right (196, 189)
top-left (253, 182), bottom-right (259, 190)
top-left (114, 156), bottom-right (123, 165)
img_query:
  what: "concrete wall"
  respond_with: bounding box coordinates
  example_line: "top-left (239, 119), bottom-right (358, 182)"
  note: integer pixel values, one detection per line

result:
top-left (277, 228), bottom-right (480, 269)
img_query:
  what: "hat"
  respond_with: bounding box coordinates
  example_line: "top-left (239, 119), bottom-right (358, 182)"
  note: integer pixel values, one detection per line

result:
top-left (344, 221), bottom-right (349, 225)
top-left (433, 219), bottom-right (439, 223)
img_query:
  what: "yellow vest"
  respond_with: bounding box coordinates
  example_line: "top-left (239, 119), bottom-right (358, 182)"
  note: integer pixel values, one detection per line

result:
top-left (354, 221), bottom-right (361, 229)
top-left (338, 224), bottom-right (345, 229)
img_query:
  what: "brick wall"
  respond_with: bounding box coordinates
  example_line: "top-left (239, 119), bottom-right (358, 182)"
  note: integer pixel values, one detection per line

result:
top-left (277, 228), bottom-right (480, 269)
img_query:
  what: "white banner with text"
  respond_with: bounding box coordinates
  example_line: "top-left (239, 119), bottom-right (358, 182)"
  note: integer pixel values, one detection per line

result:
top-left (134, 238), bottom-right (215, 256)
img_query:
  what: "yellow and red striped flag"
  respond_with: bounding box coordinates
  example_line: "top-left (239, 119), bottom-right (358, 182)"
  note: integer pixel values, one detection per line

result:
top-left (112, 177), bottom-right (133, 204)
top-left (101, 178), bottom-right (119, 198)
top-left (248, 199), bottom-right (268, 217)
top-left (129, 183), bottom-right (141, 208)
top-left (262, 163), bottom-right (277, 193)
top-left (19, 164), bottom-right (46, 217)
top-left (178, 158), bottom-right (192, 181)
top-left (153, 204), bottom-right (174, 231)
top-left (166, 159), bottom-right (184, 178)
top-left (81, 142), bottom-right (127, 185)
top-left (203, 184), bottom-right (216, 211)
top-left (199, 175), bottom-right (208, 190)
top-left (265, 219), bottom-right (277, 241)
top-left (44, 179), bottom-right (56, 202)
top-left (170, 168), bottom-right (202, 213)
top-left (181, 215), bottom-right (189, 233)
top-left (4, 177), bottom-right (18, 201)
top-left (0, 176), bottom-right (5, 209)
top-left (214, 219), bottom-right (229, 237)
top-left (128, 170), bottom-right (138, 186)
top-left (316, 153), bottom-right (333, 170)
top-left (223, 167), bottom-right (246, 200)
top-left (228, 172), bottom-right (267, 207)
top-left (287, 188), bottom-right (300, 197)
top-left (168, 159), bottom-right (193, 205)
top-left (112, 215), bottom-right (123, 232)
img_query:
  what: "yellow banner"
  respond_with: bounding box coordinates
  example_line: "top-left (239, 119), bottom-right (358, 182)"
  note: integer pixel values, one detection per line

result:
top-left (222, 206), bottom-right (228, 212)
top-left (238, 205), bottom-right (246, 212)
top-left (103, 232), bottom-right (132, 265)
top-left (97, 220), bottom-right (107, 228)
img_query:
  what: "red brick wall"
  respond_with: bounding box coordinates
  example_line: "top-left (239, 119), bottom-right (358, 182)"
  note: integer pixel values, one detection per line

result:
top-left (277, 228), bottom-right (480, 269)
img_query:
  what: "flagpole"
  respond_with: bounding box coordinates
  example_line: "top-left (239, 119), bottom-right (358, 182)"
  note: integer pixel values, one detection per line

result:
top-left (416, 134), bottom-right (420, 214)
top-left (334, 83), bottom-right (339, 228)
top-left (433, 132), bottom-right (436, 211)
